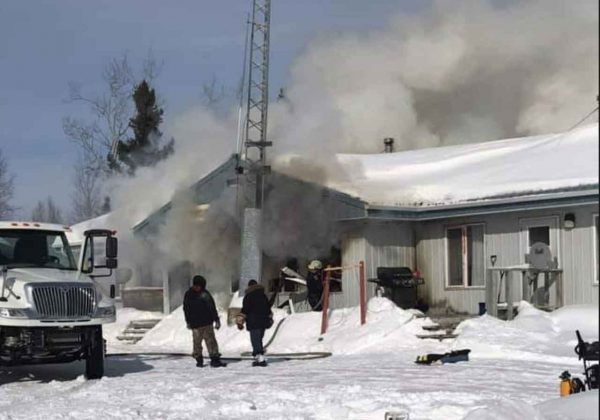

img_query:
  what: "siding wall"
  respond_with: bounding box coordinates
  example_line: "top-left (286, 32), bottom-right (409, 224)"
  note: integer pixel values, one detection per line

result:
top-left (338, 204), bottom-right (598, 314)
top-left (336, 222), bottom-right (415, 309)
top-left (416, 204), bottom-right (599, 314)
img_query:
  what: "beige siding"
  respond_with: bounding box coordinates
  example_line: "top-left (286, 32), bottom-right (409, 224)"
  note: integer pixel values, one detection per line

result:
top-left (418, 204), bottom-right (599, 314)
top-left (335, 222), bottom-right (415, 309)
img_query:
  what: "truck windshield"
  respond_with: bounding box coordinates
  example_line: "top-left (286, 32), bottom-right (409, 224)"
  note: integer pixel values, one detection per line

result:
top-left (0, 229), bottom-right (77, 270)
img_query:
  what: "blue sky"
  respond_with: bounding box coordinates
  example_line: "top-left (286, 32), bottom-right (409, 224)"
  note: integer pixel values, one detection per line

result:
top-left (0, 0), bottom-right (427, 219)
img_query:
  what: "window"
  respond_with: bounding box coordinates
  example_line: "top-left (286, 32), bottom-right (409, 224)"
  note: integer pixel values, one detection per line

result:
top-left (0, 229), bottom-right (76, 270)
top-left (446, 224), bottom-right (485, 287)
top-left (595, 215), bottom-right (599, 284)
top-left (529, 226), bottom-right (550, 246)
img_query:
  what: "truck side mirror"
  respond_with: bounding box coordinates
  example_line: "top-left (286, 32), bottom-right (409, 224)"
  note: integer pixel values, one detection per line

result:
top-left (106, 258), bottom-right (118, 269)
top-left (106, 237), bottom-right (118, 259)
top-left (81, 236), bottom-right (94, 274)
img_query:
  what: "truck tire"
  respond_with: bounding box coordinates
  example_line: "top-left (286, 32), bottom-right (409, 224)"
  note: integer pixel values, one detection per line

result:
top-left (85, 326), bottom-right (104, 380)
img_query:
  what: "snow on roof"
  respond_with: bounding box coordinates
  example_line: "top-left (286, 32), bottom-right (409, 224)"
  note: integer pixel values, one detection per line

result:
top-left (332, 124), bottom-right (599, 207)
top-left (66, 213), bottom-right (114, 245)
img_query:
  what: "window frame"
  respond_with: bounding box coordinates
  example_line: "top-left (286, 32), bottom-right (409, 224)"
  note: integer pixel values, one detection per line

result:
top-left (444, 223), bottom-right (486, 289)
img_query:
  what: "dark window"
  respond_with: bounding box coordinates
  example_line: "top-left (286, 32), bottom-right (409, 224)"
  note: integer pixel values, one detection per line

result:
top-left (467, 225), bottom-right (485, 286)
top-left (529, 226), bottom-right (550, 246)
top-left (447, 225), bottom-right (485, 287)
top-left (447, 228), bottom-right (463, 286)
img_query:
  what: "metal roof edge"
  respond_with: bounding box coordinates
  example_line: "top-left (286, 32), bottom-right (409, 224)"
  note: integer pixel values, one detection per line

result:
top-left (338, 189), bottom-right (599, 222)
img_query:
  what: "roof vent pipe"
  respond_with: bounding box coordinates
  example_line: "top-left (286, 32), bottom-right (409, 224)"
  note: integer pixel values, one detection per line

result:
top-left (383, 137), bottom-right (394, 153)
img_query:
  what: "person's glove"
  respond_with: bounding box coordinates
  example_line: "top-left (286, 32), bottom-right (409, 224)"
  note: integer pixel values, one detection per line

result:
top-left (214, 319), bottom-right (221, 330)
top-left (235, 314), bottom-right (245, 330)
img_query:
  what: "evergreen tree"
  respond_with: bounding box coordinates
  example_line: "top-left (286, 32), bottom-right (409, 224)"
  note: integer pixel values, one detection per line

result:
top-left (115, 80), bottom-right (174, 174)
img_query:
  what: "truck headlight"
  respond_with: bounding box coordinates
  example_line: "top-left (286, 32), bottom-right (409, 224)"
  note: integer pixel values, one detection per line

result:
top-left (95, 306), bottom-right (116, 318)
top-left (0, 308), bottom-right (29, 319)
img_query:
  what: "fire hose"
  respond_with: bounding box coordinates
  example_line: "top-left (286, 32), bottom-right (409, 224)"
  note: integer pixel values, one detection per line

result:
top-left (108, 318), bottom-right (332, 361)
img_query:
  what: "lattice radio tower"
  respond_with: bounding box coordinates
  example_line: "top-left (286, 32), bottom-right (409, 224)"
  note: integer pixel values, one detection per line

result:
top-left (242, 0), bottom-right (272, 209)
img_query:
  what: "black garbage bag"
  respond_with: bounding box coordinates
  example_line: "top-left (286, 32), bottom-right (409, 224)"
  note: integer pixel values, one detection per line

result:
top-left (415, 349), bottom-right (471, 365)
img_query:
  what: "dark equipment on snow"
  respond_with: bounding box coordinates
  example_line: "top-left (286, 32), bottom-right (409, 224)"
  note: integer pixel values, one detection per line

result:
top-left (369, 267), bottom-right (424, 310)
top-left (574, 330), bottom-right (599, 390)
top-left (415, 349), bottom-right (470, 365)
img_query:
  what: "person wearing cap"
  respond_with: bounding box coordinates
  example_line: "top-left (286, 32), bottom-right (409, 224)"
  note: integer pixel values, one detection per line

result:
top-left (183, 275), bottom-right (226, 368)
top-left (236, 279), bottom-right (273, 367)
top-left (306, 260), bottom-right (324, 311)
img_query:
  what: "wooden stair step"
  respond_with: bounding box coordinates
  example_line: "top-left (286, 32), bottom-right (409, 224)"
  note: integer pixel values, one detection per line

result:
top-left (129, 319), bottom-right (161, 328)
top-left (416, 333), bottom-right (458, 341)
top-left (421, 324), bottom-right (443, 331)
top-left (116, 335), bottom-right (143, 342)
top-left (122, 329), bottom-right (148, 335)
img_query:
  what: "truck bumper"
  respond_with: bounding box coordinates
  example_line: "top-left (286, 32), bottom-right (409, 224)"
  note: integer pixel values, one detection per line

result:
top-left (0, 325), bottom-right (103, 366)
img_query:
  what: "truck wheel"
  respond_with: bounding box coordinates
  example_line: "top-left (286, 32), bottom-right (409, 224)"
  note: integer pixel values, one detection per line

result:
top-left (85, 326), bottom-right (104, 380)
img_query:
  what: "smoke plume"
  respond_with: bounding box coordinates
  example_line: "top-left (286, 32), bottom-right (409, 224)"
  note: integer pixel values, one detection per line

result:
top-left (104, 0), bottom-right (598, 294)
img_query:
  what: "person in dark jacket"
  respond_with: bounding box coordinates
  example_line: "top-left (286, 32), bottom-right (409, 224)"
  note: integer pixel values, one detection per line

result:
top-left (183, 275), bottom-right (226, 368)
top-left (306, 260), bottom-right (324, 311)
top-left (236, 279), bottom-right (273, 367)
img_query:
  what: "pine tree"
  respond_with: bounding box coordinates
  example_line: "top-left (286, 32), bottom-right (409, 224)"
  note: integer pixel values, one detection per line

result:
top-left (115, 80), bottom-right (174, 174)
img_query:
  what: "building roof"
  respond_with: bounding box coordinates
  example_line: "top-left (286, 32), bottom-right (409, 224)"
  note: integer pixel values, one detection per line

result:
top-left (332, 124), bottom-right (599, 208)
top-left (66, 213), bottom-right (113, 245)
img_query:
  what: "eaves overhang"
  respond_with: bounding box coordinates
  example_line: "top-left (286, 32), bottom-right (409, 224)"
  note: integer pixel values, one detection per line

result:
top-left (338, 188), bottom-right (599, 222)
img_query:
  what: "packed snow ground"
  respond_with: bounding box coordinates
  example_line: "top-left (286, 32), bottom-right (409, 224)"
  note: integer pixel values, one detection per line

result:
top-left (0, 299), bottom-right (598, 420)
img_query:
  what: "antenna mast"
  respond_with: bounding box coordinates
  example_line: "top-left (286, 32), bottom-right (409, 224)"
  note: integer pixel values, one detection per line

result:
top-left (236, 0), bottom-right (272, 296)
top-left (243, 0), bottom-right (272, 209)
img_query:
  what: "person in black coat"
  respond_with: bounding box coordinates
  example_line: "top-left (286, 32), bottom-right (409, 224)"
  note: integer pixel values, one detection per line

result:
top-left (236, 279), bottom-right (273, 367)
top-left (183, 275), bottom-right (226, 368)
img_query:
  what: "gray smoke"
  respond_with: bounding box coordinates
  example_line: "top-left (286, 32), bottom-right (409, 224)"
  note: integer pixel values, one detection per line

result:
top-left (270, 0), bottom-right (598, 166)
top-left (106, 0), bottom-right (598, 295)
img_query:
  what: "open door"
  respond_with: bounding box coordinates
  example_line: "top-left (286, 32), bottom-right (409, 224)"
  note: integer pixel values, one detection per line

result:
top-left (519, 216), bottom-right (560, 306)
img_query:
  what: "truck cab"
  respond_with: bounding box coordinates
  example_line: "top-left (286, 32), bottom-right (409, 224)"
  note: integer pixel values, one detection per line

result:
top-left (0, 221), bottom-right (130, 379)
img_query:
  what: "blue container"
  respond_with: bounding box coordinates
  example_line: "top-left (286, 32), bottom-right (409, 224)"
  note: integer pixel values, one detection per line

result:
top-left (478, 302), bottom-right (486, 315)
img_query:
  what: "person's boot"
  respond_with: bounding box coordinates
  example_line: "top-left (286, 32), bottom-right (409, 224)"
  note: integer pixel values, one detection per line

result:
top-left (253, 354), bottom-right (267, 367)
top-left (210, 355), bottom-right (227, 367)
top-left (195, 355), bottom-right (204, 368)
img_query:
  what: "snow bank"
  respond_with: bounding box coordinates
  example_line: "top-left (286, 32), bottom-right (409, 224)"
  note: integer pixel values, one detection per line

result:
top-left (136, 297), bottom-right (446, 356)
top-left (332, 124), bottom-right (598, 206)
top-left (550, 305), bottom-right (599, 340)
top-left (463, 391), bottom-right (599, 420)
top-left (454, 302), bottom-right (598, 363)
top-left (131, 299), bottom-right (598, 362)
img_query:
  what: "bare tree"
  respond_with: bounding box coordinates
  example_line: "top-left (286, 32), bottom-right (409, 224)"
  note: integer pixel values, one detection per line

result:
top-left (31, 197), bottom-right (64, 224)
top-left (0, 148), bottom-right (15, 220)
top-left (70, 153), bottom-right (103, 223)
top-left (63, 52), bottom-right (163, 173)
top-left (202, 75), bottom-right (226, 110)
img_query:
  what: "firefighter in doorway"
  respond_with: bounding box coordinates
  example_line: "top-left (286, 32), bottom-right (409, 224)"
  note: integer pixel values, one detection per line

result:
top-left (306, 260), bottom-right (324, 311)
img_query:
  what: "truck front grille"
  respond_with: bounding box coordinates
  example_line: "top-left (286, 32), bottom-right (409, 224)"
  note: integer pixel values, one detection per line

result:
top-left (30, 284), bottom-right (97, 320)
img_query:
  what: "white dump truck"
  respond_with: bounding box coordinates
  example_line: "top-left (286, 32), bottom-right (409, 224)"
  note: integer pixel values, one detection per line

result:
top-left (0, 221), bottom-right (130, 379)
